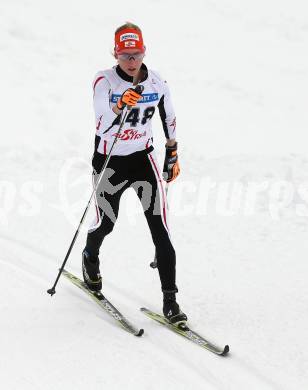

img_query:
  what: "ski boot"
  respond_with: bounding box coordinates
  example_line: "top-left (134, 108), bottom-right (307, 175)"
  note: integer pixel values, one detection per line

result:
top-left (82, 250), bottom-right (102, 292)
top-left (163, 291), bottom-right (187, 325)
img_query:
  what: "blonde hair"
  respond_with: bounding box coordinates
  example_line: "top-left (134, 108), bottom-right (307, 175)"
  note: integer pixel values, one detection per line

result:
top-left (115, 22), bottom-right (142, 34)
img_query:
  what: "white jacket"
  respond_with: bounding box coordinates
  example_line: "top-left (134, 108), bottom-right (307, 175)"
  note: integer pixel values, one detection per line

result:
top-left (92, 64), bottom-right (176, 156)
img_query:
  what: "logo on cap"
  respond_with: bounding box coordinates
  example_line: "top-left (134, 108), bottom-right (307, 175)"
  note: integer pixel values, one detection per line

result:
top-left (124, 41), bottom-right (136, 47)
top-left (120, 33), bottom-right (139, 42)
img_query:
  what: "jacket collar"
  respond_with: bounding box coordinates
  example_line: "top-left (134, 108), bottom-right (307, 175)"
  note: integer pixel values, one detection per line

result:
top-left (116, 63), bottom-right (148, 83)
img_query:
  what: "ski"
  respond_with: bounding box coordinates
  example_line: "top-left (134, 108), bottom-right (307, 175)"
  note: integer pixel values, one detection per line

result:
top-left (140, 307), bottom-right (229, 355)
top-left (63, 269), bottom-right (144, 336)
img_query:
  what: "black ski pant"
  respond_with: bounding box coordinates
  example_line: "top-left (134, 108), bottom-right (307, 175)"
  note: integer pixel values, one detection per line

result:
top-left (85, 147), bottom-right (177, 293)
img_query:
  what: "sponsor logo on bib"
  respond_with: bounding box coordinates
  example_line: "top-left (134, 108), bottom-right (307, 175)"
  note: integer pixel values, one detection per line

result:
top-left (112, 129), bottom-right (146, 141)
top-left (111, 93), bottom-right (159, 104)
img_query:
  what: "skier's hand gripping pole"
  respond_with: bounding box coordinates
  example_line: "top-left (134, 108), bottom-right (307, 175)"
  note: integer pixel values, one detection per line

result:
top-left (163, 142), bottom-right (180, 183)
top-left (47, 85), bottom-right (144, 296)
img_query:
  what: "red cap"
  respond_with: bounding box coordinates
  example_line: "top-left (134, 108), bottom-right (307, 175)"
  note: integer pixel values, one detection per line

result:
top-left (114, 28), bottom-right (145, 54)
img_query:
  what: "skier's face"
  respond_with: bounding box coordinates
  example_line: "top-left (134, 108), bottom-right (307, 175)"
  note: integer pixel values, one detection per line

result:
top-left (116, 49), bottom-right (144, 77)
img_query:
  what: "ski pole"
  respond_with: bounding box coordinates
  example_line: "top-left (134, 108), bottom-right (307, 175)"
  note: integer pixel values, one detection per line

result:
top-left (47, 85), bottom-right (144, 296)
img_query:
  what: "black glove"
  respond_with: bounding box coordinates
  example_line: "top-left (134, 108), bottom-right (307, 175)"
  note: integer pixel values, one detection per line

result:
top-left (163, 142), bottom-right (180, 183)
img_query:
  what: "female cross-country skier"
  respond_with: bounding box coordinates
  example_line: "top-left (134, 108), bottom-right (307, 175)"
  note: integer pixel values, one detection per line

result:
top-left (82, 22), bottom-right (187, 324)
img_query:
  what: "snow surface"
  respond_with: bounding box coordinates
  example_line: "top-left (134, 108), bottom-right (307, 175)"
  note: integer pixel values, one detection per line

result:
top-left (1, 0), bottom-right (308, 389)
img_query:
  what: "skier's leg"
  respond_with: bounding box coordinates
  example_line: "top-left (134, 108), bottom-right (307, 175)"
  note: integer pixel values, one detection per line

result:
top-left (132, 175), bottom-right (176, 290)
top-left (83, 152), bottom-right (130, 291)
top-left (132, 150), bottom-right (187, 322)
top-left (85, 173), bottom-right (128, 256)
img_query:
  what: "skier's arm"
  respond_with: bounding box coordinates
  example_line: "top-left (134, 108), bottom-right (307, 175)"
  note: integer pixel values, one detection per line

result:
top-left (158, 81), bottom-right (179, 182)
top-left (93, 76), bottom-right (120, 134)
top-left (158, 81), bottom-right (177, 145)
